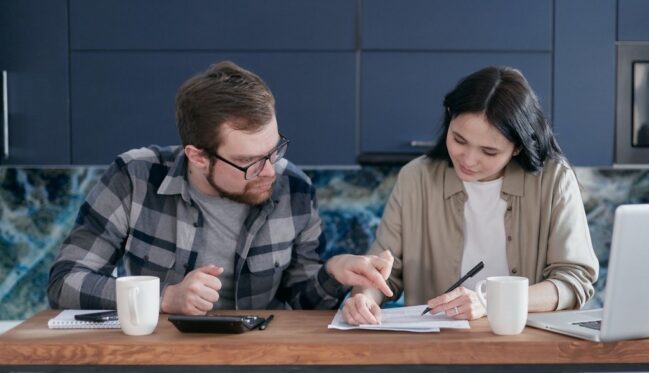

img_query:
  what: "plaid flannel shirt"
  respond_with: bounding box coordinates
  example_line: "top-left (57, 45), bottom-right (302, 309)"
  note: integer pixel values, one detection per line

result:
top-left (48, 145), bottom-right (348, 310)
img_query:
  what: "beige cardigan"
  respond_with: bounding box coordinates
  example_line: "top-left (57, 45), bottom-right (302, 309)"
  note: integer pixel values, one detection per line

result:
top-left (369, 156), bottom-right (599, 310)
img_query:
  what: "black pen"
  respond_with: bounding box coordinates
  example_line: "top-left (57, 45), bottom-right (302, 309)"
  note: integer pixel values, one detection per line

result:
top-left (420, 261), bottom-right (485, 316)
top-left (259, 314), bottom-right (274, 330)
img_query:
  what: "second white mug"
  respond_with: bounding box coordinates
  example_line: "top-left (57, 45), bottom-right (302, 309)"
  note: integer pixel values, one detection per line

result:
top-left (116, 275), bottom-right (160, 336)
top-left (475, 276), bottom-right (528, 335)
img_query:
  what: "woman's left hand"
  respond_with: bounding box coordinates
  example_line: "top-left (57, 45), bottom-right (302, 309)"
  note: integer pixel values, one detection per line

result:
top-left (425, 287), bottom-right (486, 320)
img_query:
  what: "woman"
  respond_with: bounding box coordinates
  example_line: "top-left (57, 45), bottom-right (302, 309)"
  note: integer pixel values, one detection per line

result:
top-left (342, 66), bottom-right (599, 324)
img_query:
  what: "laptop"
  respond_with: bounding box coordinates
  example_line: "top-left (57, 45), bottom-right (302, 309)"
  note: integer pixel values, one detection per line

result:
top-left (526, 204), bottom-right (649, 342)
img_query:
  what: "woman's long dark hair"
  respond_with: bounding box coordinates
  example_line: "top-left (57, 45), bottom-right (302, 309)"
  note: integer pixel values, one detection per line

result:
top-left (427, 66), bottom-right (564, 173)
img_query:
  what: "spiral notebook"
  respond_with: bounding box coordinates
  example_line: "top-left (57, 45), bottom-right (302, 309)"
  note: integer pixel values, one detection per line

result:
top-left (48, 310), bottom-right (121, 329)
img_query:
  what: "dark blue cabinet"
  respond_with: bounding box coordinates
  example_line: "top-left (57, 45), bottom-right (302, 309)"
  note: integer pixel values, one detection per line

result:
top-left (363, 0), bottom-right (552, 51)
top-left (69, 0), bottom-right (357, 50)
top-left (553, 0), bottom-right (616, 166)
top-left (360, 0), bottom-right (552, 158)
top-left (618, 0), bottom-right (649, 41)
top-left (0, 0), bottom-right (70, 165)
top-left (0, 0), bottom-right (636, 166)
top-left (361, 52), bottom-right (552, 154)
top-left (71, 52), bottom-right (356, 165)
top-left (68, 0), bottom-right (357, 166)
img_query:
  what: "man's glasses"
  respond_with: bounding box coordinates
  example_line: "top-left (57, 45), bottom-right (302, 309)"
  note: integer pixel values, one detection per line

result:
top-left (204, 135), bottom-right (290, 180)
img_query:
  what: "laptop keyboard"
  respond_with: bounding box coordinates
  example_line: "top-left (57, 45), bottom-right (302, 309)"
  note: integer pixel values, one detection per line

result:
top-left (573, 320), bottom-right (602, 330)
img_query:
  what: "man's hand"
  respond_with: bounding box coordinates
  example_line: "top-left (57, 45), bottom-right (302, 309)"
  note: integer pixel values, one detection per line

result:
top-left (326, 250), bottom-right (394, 297)
top-left (161, 265), bottom-right (223, 315)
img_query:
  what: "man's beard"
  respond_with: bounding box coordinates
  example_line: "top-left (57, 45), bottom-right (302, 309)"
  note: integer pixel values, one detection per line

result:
top-left (205, 160), bottom-right (275, 206)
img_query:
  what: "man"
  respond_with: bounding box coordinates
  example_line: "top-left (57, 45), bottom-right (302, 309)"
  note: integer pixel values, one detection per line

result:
top-left (48, 61), bottom-right (393, 314)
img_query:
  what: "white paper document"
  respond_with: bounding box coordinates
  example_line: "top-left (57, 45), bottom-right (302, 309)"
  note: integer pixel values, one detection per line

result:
top-left (328, 304), bottom-right (470, 333)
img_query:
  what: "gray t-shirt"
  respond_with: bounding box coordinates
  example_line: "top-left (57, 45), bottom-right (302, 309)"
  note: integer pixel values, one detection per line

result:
top-left (189, 185), bottom-right (249, 309)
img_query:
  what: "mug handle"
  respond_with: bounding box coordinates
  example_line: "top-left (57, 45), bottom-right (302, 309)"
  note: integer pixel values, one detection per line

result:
top-left (128, 287), bottom-right (140, 326)
top-left (475, 280), bottom-right (487, 308)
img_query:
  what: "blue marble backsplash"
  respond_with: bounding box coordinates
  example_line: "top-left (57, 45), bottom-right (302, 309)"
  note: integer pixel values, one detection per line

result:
top-left (1, 165), bottom-right (648, 320)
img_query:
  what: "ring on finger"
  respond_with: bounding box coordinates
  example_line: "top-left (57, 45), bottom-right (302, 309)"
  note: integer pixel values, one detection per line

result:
top-left (453, 306), bottom-right (459, 315)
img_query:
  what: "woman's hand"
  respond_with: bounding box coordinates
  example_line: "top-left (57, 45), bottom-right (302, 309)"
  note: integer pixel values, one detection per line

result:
top-left (425, 287), bottom-right (486, 320)
top-left (342, 293), bottom-right (382, 325)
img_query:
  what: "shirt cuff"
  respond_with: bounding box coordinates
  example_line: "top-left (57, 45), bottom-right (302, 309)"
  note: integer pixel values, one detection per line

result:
top-left (317, 266), bottom-right (350, 300)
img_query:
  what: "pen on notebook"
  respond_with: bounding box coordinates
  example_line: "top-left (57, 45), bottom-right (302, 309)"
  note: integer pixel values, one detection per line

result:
top-left (420, 261), bottom-right (485, 316)
top-left (259, 314), bottom-right (274, 330)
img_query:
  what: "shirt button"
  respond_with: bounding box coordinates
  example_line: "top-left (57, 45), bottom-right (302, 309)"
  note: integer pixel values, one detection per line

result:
top-left (274, 261), bottom-right (280, 268)
top-left (506, 206), bottom-right (512, 211)
top-left (511, 268), bottom-right (518, 274)
top-left (507, 235), bottom-right (512, 241)
top-left (193, 222), bottom-right (199, 228)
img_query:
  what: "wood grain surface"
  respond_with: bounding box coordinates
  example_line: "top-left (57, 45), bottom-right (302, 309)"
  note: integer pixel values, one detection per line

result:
top-left (1, 310), bottom-right (649, 365)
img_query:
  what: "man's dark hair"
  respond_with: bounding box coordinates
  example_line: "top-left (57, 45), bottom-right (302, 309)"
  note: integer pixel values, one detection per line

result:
top-left (427, 66), bottom-right (564, 173)
top-left (175, 60), bottom-right (275, 152)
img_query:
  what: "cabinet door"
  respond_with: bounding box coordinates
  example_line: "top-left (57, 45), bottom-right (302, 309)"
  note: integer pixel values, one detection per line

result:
top-left (70, 0), bottom-right (356, 50)
top-left (363, 0), bottom-right (552, 51)
top-left (71, 52), bottom-right (356, 165)
top-left (361, 52), bottom-right (551, 154)
top-left (0, 0), bottom-right (69, 164)
top-left (618, 0), bottom-right (649, 41)
top-left (554, 0), bottom-right (616, 166)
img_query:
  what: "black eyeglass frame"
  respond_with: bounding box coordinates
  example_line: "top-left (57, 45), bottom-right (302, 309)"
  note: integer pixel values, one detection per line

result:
top-left (203, 134), bottom-right (290, 180)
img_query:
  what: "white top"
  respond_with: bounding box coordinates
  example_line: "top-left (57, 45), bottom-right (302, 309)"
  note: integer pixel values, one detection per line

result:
top-left (188, 185), bottom-right (249, 309)
top-left (460, 177), bottom-right (509, 290)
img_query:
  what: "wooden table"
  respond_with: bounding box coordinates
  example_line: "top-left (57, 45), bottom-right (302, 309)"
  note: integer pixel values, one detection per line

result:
top-left (1, 310), bottom-right (649, 371)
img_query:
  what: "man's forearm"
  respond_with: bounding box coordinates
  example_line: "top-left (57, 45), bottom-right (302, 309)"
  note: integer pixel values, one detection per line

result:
top-left (48, 270), bottom-right (118, 309)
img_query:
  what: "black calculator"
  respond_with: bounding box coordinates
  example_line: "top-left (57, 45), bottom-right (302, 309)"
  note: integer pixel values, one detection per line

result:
top-left (168, 314), bottom-right (264, 333)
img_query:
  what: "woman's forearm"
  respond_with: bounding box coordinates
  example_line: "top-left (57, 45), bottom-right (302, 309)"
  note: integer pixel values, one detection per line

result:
top-left (528, 280), bottom-right (560, 312)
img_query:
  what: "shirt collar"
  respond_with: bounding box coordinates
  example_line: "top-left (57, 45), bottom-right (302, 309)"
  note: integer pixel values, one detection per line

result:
top-left (501, 161), bottom-right (525, 197)
top-left (443, 161), bottom-right (464, 199)
top-left (157, 150), bottom-right (192, 203)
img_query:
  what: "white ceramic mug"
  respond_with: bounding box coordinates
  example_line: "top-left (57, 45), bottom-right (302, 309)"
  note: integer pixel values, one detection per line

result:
top-left (475, 276), bottom-right (528, 335)
top-left (116, 276), bottom-right (160, 336)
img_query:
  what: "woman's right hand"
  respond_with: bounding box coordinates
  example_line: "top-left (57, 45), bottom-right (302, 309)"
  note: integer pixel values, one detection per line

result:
top-left (342, 293), bottom-right (382, 325)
